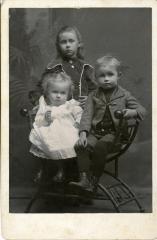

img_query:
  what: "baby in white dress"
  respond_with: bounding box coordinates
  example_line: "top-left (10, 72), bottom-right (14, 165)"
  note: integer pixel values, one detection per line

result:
top-left (29, 71), bottom-right (83, 181)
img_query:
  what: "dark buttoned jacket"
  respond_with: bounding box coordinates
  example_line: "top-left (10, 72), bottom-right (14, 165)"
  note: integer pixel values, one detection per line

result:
top-left (79, 86), bottom-right (146, 134)
top-left (42, 58), bottom-right (96, 99)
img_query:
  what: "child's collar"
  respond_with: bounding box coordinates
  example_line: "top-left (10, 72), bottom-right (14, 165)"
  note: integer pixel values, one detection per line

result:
top-left (47, 57), bottom-right (93, 70)
top-left (95, 85), bottom-right (125, 102)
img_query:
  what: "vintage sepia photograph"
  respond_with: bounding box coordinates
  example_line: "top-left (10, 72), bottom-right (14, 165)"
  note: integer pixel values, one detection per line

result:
top-left (2, 1), bottom-right (157, 239)
top-left (9, 7), bottom-right (152, 214)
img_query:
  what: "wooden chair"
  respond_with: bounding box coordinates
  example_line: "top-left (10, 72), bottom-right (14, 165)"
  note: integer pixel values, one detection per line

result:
top-left (20, 108), bottom-right (144, 213)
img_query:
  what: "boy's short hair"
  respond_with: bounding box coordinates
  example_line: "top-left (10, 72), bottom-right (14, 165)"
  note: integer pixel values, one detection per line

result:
top-left (95, 55), bottom-right (121, 74)
top-left (41, 71), bottom-right (74, 98)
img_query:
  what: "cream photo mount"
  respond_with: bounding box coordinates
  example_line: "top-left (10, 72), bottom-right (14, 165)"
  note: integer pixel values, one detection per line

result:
top-left (1, 0), bottom-right (157, 239)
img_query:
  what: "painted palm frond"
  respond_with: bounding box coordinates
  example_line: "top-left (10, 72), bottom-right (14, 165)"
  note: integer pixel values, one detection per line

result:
top-left (10, 46), bottom-right (27, 67)
top-left (9, 9), bottom-right (47, 114)
top-left (9, 43), bottom-right (42, 110)
top-left (10, 75), bottom-right (30, 108)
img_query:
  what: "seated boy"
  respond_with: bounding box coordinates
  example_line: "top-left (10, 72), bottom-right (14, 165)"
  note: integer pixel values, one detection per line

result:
top-left (70, 55), bottom-right (146, 191)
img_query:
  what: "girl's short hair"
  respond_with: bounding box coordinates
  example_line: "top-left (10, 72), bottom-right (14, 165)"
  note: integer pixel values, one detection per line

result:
top-left (95, 55), bottom-right (122, 75)
top-left (56, 26), bottom-right (84, 60)
top-left (41, 71), bottom-right (74, 99)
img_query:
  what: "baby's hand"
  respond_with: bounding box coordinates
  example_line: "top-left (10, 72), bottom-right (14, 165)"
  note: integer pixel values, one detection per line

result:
top-left (75, 131), bottom-right (87, 149)
top-left (122, 109), bottom-right (137, 119)
top-left (79, 96), bottom-right (87, 108)
top-left (45, 111), bottom-right (52, 124)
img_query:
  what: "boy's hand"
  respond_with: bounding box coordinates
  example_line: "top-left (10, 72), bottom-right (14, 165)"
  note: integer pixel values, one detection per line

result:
top-left (79, 96), bottom-right (87, 108)
top-left (122, 109), bottom-right (137, 119)
top-left (75, 131), bottom-right (87, 149)
top-left (45, 111), bottom-right (52, 124)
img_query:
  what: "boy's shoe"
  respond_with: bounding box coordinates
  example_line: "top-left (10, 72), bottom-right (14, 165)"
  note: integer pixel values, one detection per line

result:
top-left (69, 172), bottom-right (99, 192)
top-left (69, 172), bottom-right (90, 188)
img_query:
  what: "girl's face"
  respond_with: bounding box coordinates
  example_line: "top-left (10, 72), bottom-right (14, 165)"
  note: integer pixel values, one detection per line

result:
top-left (46, 81), bottom-right (69, 106)
top-left (58, 30), bottom-right (80, 59)
top-left (95, 64), bottom-right (120, 90)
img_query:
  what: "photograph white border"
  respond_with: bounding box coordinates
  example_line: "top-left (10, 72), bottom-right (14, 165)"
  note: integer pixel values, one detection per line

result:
top-left (1, 0), bottom-right (157, 239)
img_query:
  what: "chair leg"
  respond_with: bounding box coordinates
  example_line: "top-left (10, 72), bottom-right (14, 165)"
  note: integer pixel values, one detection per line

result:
top-left (112, 176), bottom-right (145, 213)
top-left (98, 171), bottom-right (145, 213)
top-left (98, 183), bottom-right (120, 212)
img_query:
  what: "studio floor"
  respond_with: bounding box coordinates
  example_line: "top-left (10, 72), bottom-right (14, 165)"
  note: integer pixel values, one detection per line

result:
top-left (10, 186), bottom-right (152, 213)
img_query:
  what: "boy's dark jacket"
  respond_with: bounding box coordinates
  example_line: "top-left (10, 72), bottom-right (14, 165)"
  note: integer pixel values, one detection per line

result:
top-left (79, 85), bottom-right (146, 133)
top-left (44, 58), bottom-right (96, 97)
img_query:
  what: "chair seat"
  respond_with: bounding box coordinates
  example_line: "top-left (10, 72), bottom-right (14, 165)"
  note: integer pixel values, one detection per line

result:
top-left (106, 145), bottom-right (124, 162)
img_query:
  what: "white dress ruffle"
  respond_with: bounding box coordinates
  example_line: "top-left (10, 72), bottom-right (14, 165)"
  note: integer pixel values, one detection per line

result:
top-left (29, 96), bottom-right (82, 160)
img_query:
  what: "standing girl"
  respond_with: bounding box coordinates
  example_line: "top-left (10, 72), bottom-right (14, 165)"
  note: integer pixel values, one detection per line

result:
top-left (38, 26), bottom-right (96, 107)
top-left (29, 72), bottom-right (83, 181)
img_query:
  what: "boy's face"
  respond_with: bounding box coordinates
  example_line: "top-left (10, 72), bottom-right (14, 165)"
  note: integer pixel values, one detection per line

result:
top-left (95, 64), bottom-right (120, 90)
top-left (46, 81), bottom-right (69, 106)
top-left (58, 31), bottom-right (80, 59)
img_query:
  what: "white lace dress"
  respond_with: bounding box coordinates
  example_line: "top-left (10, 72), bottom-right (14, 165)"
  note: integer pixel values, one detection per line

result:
top-left (29, 96), bottom-right (83, 160)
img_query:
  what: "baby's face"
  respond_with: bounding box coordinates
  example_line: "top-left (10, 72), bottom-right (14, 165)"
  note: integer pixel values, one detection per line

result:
top-left (95, 64), bottom-right (120, 90)
top-left (46, 82), bottom-right (69, 106)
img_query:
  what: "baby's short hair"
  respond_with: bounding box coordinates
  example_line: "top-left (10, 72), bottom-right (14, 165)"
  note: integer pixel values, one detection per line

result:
top-left (95, 55), bottom-right (121, 74)
top-left (41, 71), bottom-right (73, 97)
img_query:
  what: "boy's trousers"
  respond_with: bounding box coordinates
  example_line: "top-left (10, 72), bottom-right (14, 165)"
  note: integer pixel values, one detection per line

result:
top-left (76, 133), bottom-right (116, 178)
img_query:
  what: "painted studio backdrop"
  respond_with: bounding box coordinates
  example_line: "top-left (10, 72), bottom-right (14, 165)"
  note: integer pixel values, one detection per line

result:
top-left (9, 9), bottom-right (151, 198)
